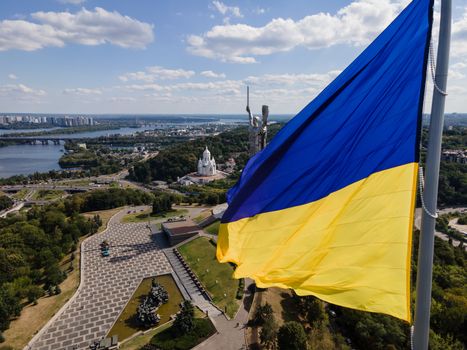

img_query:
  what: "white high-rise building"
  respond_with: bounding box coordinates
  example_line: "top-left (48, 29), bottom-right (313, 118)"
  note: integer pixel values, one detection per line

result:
top-left (197, 146), bottom-right (217, 176)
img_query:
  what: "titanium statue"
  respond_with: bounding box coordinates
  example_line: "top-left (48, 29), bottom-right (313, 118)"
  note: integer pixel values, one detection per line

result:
top-left (246, 86), bottom-right (269, 156)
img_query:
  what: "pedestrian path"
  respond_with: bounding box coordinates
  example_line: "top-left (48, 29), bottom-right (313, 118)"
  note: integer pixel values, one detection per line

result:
top-left (28, 208), bottom-right (172, 350)
top-left (163, 247), bottom-right (222, 317)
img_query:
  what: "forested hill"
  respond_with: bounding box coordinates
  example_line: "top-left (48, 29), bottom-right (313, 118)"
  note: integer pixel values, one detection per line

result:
top-left (130, 124), bottom-right (466, 208)
top-left (330, 231), bottom-right (466, 349)
top-left (128, 124), bottom-right (282, 183)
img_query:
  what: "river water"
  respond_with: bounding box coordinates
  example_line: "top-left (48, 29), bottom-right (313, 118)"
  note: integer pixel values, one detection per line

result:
top-left (0, 126), bottom-right (152, 178)
top-left (0, 144), bottom-right (65, 178)
top-left (0, 115), bottom-right (293, 178)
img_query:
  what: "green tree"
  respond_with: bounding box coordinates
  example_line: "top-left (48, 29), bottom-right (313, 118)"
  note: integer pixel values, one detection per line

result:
top-left (260, 316), bottom-right (278, 349)
top-left (0, 288), bottom-right (21, 331)
top-left (277, 321), bottom-right (307, 350)
top-left (26, 285), bottom-right (43, 304)
top-left (253, 302), bottom-right (274, 326)
top-left (44, 263), bottom-right (65, 287)
top-left (0, 195), bottom-right (13, 211)
top-left (302, 296), bottom-right (326, 326)
top-left (173, 300), bottom-right (195, 335)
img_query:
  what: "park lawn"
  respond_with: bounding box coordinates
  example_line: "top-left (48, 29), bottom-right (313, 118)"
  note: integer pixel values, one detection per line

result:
top-left (31, 189), bottom-right (64, 201)
top-left (56, 179), bottom-right (93, 186)
top-left (178, 237), bottom-right (240, 318)
top-left (2, 234), bottom-right (84, 349)
top-left (83, 207), bottom-right (123, 233)
top-left (12, 188), bottom-right (29, 200)
top-left (119, 322), bottom-right (173, 350)
top-left (122, 208), bottom-right (188, 224)
top-left (204, 220), bottom-right (220, 235)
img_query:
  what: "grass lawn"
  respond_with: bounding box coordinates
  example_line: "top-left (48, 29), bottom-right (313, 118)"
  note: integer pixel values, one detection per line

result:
top-left (2, 234), bottom-right (84, 349)
top-left (204, 220), bottom-right (220, 235)
top-left (107, 275), bottom-right (184, 342)
top-left (178, 237), bottom-right (240, 318)
top-left (122, 208), bottom-right (187, 224)
top-left (119, 322), bottom-right (173, 350)
top-left (12, 188), bottom-right (29, 200)
top-left (119, 306), bottom-right (206, 350)
top-left (83, 207), bottom-right (123, 233)
top-left (31, 189), bottom-right (64, 201)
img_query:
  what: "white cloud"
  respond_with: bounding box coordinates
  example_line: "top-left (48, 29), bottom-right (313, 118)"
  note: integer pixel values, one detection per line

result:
top-left (452, 9), bottom-right (467, 57)
top-left (171, 80), bottom-right (242, 94)
top-left (63, 87), bottom-right (102, 95)
top-left (146, 66), bottom-right (195, 80)
top-left (0, 84), bottom-right (45, 96)
top-left (0, 84), bottom-right (46, 102)
top-left (58, 0), bottom-right (86, 4)
top-left (0, 7), bottom-right (154, 51)
top-left (108, 96), bottom-right (136, 102)
top-left (8, 74), bottom-right (18, 80)
top-left (119, 66), bottom-right (195, 82)
top-left (120, 83), bottom-right (167, 92)
top-left (188, 0), bottom-right (408, 63)
top-left (245, 71), bottom-right (341, 87)
top-left (212, 1), bottom-right (243, 18)
top-left (253, 8), bottom-right (267, 15)
top-left (200, 70), bottom-right (226, 79)
top-left (116, 68), bottom-right (341, 109)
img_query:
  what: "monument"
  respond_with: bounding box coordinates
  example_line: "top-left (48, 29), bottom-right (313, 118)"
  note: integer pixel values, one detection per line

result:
top-left (246, 86), bottom-right (269, 156)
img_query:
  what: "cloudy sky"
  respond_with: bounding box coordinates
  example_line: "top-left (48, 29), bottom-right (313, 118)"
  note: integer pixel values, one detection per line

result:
top-left (0, 0), bottom-right (466, 114)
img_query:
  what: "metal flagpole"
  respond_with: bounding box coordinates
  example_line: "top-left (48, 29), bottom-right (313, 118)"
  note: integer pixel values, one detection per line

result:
top-left (413, 0), bottom-right (451, 349)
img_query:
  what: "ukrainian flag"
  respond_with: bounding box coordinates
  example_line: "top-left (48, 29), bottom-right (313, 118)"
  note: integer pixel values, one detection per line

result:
top-left (217, 0), bottom-right (433, 321)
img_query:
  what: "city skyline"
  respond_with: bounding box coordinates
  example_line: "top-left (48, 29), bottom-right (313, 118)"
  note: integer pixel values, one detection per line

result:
top-left (1, 0), bottom-right (467, 114)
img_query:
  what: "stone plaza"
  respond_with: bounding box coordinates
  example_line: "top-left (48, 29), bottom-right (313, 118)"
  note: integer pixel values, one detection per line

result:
top-left (29, 207), bottom-right (172, 350)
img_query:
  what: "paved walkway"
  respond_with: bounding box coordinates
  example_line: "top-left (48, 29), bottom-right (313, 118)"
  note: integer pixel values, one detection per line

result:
top-left (29, 207), bottom-right (172, 350)
top-left (163, 247), bottom-right (222, 317)
top-left (194, 279), bottom-right (254, 350)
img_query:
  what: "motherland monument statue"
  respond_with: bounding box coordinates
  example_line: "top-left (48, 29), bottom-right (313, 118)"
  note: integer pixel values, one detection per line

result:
top-left (246, 86), bottom-right (269, 156)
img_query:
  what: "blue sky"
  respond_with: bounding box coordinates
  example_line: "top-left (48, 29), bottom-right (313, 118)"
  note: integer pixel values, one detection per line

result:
top-left (0, 0), bottom-right (467, 114)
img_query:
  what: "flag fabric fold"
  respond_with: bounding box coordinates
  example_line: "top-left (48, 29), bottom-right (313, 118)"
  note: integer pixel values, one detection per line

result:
top-left (217, 0), bottom-right (433, 321)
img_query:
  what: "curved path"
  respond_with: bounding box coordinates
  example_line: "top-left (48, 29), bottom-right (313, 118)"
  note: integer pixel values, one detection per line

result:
top-left (28, 207), bottom-right (172, 350)
top-left (415, 207), bottom-right (466, 249)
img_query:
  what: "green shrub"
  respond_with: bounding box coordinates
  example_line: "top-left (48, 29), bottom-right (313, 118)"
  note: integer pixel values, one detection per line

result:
top-left (236, 279), bottom-right (245, 299)
top-left (278, 321), bottom-right (307, 350)
top-left (151, 318), bottom-right (215, 350)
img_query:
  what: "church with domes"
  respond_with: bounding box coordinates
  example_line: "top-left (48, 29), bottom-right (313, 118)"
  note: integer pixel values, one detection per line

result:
top-left (177, 146), bottom-right (226, 186)
top-left (197, 146), bottom-right (217, 176)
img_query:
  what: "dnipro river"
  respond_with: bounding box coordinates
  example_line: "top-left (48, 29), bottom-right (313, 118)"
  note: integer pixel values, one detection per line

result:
top-left (0, 126), bottom-right (153, 178)
top-left (0, 115), bottom-right (293, 178)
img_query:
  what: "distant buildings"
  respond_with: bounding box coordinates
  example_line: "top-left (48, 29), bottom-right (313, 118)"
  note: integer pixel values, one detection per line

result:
top-left (0, 114), bottom-right (94, 127)
top-left (442, 150), bottom-right (467, 164)
top-left (50, 116), bottom-right (94, 127)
